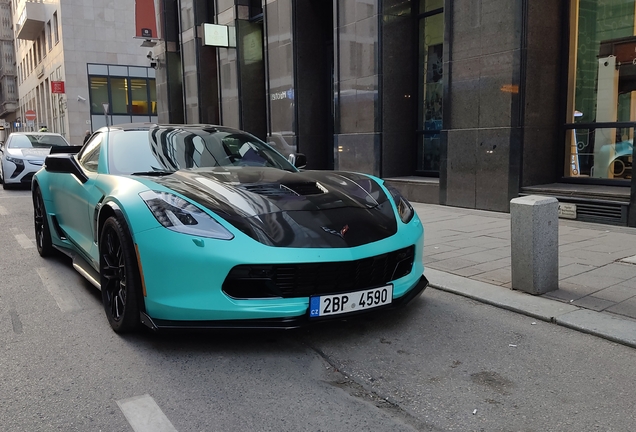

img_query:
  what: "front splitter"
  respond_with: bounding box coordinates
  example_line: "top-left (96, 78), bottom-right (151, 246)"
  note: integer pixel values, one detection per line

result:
top-left (140, 275), bottom-right (429, 331)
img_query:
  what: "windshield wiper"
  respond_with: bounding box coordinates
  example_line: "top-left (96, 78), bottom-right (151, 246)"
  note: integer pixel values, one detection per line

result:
top-left (130, 170), bottom-right (174, 176)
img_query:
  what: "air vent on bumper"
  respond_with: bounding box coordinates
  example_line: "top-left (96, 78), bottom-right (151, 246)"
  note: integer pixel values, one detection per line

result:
top-left (222, 246), bottom-right (415, 299)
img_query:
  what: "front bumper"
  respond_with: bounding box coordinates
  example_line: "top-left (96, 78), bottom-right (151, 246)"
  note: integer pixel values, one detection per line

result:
top-left (134, 212), bottom-right (425, 323)
top-left (139, 275), bottom-right (429, 331)
top-left (3, 159), bottom-right (40, 184)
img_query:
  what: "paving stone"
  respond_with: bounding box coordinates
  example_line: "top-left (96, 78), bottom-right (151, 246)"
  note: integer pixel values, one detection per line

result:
top-left (560, 273), bottom-right (626, 290)
top-left (474, 268), bottom-right (511, 286)
top-left (425, 247), bottom-right (488, 260)
top-left (451, 266), bottom-right (487, 278)
top-left (619, 255), bottom-right (636, 264)
top-left (592, 283), bottom-right (636, 303)
top-left (571, 296), bottom-right (615, 311)
top-left (463, 258), bottom-right (511, 273)
top-left (605, 296), bottom-right (636, 320)
top-left (583, 263), bottom-right (636, 281)
top-left (427, 257), bottom-right (481, 272)
top-left (558, 263), bottom-right (596, 278)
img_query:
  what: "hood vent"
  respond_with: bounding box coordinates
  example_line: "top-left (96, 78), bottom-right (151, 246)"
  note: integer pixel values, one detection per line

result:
top-left (242, 182), bottom-right (326, 197)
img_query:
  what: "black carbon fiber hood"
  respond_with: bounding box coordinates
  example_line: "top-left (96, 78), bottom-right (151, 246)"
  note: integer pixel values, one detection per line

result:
top-left (148, 167), bottom-right (398, 247)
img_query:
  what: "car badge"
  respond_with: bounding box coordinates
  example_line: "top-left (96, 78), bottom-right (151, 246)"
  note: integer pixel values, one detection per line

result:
top-left (322, 224), bottom-right (349, 239)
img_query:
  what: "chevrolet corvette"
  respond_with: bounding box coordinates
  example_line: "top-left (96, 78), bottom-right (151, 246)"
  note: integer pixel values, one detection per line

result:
top-left (32, 124), bottom-right (427, 332)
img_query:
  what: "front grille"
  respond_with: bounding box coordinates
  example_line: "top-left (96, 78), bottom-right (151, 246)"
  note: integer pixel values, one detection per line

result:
top-left (223, 245), bottom-right (415, 299)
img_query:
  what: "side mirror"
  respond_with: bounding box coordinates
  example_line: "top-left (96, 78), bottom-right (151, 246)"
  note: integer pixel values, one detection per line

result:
top-left (45, 154), bottom-right (89, 183)
top-left (288, 153), bottom-right (307, 169)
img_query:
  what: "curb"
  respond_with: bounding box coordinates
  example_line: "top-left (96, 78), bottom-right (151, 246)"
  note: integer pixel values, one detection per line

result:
top-left (425, 268), bottom-right (636, 349)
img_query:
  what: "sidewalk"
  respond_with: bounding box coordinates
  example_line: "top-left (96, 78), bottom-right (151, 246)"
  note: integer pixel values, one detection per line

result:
top-left (413, 202), bottom-right (636, 348)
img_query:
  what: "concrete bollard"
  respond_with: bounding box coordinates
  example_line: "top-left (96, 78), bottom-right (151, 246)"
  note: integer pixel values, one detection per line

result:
top-left (510, 195), bottom-right (559, 295)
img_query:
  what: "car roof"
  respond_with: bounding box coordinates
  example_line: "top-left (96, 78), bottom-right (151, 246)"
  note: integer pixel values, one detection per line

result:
top-left (97, 123), bottom-right (243, 134)
top-left (9, 131), bottom-right (66, 136)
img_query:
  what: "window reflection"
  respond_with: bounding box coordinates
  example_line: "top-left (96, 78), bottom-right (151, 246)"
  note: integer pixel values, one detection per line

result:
top-left (417, 2), bottom-right (443, 175)
top-left (108, 128), bottom-right (296, 175)
top-left (566, 0), bottom-right (636, 180)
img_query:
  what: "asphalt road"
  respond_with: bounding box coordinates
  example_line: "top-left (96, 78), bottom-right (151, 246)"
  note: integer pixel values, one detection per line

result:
top-left (1, 188), bottom-right (635, 431)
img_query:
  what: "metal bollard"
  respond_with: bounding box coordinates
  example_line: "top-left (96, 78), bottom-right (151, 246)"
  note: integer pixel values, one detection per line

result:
top-left (510, 195), bottom-right (559, 295)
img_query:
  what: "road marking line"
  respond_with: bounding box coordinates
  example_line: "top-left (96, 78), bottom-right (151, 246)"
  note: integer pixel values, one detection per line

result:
top-left (117, 394), bottom-right (178, 432)
top-left (10, 227), bottom-right (35, 249)
top-left (10, 310), bottom-right (23, 334)
top-left (0, 205), bottom-right (7, 215)
top-left (36, 267), bottom-right (82, 312)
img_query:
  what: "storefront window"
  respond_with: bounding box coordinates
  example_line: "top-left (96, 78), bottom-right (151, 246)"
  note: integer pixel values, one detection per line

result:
top-left (130, 79), bottom-right (149, 114)
top-left (149, 79), bottom-right (157, 115)
top-left (417, 2), bottom-right (444, 174)
top-left (110, 78), bottom-right (128, 114)
top-left (89, 76), bottom-right (109, 113)
top-left (566, 0), bottom-right (635, 180)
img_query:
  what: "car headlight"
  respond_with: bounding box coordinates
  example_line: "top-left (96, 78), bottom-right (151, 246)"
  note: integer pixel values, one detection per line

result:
top-left (6, 156), bottom-right (24, 165)
top-left (139, 190), bottom-right (234, 240)
top-left (387, 186), bottom-right (415, 224)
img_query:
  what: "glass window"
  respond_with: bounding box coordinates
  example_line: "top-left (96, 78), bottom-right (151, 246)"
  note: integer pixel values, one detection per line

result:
top-left (110, 77), bottom-right (129, 114)
top-left (53, 12), bottom-right (59, 44)
top-left (89, 76), bottom-right (109, 115)
top-left (88, 64), bottom-right (109, 75)
top-left (420, 0), bottom-right (443, 13)
top-left (108, 128), bottom-right (295, 175)
top-left (78, 132), bottom-right (103, 172)
top-left (88, 73), bottom-right (156, 117)
top-left (128, 67), bottom-right (147, 77)
top-left (46, 21), bottom-right (51, 51)
top-left (108, 65), bottom-right (128, 76)
top-left (8, 133), bottom-right (69, 148)
top-left (149, 79), bottom-right (157, 115)
top-left (130, 79), bottom-right (148, 114)
top-left (417, 2), bottom-right (444, 174)
top-left (566, 0), bottom-right (635, 181)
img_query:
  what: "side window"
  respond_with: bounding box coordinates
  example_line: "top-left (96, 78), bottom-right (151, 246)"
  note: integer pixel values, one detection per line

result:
top-left (78, 132), bottom-right (103, 172)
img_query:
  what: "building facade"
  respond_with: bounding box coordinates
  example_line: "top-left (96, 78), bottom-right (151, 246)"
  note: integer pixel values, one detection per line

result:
top-left (0, 0), bottom-right (18, 138)
top-left (11, 0), bottom-right (158, 144)
top-left (152, 0), bottom-right (636, 226)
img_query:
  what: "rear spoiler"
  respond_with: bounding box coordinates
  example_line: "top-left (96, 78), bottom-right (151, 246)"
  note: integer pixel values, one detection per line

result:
top-left (49, 145), bottom-right (83, 155)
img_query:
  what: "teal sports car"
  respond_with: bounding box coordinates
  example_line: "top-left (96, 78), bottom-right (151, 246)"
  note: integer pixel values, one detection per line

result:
top-left (33, 124), bottom-right (427, 333)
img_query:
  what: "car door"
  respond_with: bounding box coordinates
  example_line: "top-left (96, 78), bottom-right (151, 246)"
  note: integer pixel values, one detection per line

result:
top-left (50, 133), bottom-right (105, 264)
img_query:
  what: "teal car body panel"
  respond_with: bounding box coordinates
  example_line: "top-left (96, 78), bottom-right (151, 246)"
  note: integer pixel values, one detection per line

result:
top-left (33, 124), bottom-right (427, 330)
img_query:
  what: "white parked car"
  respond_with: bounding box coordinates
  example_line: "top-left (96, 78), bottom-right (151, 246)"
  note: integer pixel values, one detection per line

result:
top-left (0, 132), bottom-right (71, 189)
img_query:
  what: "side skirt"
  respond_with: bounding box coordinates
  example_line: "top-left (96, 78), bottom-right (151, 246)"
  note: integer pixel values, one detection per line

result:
top-left (54, 244), bottom-right (101, 290)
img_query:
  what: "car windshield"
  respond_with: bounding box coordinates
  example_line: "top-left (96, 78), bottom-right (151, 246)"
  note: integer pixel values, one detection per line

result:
top-left (108, 127), bottom-right (298, 175)
top-left (8, 134), bottom-right (70, 149)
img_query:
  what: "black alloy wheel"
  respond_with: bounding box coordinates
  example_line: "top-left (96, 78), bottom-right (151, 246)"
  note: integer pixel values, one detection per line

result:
top-left (33, 187), bottom-right (53, 257)
top-left (99, 216), bottom-right (141, 333)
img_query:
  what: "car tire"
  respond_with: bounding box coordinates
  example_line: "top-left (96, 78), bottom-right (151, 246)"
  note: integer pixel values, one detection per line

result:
top-left (99, 216), bottom-right (142, 333)
top-left (33, 187), bottom-right (54, 257)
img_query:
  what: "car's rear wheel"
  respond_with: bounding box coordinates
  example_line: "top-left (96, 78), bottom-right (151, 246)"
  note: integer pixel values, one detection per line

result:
top-left (99, 216), bottom-right (141, 333)
top-left (33, 187), bottom-right (53, 257)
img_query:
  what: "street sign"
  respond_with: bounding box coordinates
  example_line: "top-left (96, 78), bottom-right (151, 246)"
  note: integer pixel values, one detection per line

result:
top-left (25, 110), bottom-right (36, 121)
top-left (51, 81), bottom-right (65, 94)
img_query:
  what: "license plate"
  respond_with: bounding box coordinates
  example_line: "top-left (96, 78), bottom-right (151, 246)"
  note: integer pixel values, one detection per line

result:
top-left (309, 285), bottom-right (393, 318)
